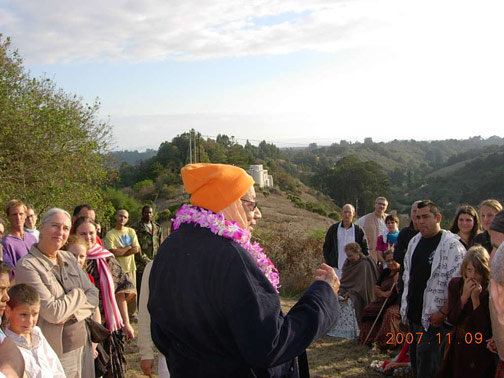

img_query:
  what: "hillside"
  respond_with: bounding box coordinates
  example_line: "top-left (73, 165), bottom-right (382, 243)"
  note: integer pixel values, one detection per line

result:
top-left (254, 189), bottom-right (335, 235)
top-left (109, 133), bottom-right (504, 229)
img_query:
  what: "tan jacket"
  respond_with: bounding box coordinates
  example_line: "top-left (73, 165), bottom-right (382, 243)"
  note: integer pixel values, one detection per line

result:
top-left (15, 245), bottom-right (99, 356)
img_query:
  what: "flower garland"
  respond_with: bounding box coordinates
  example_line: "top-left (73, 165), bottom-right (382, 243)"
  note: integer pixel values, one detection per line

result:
top-left (173, 204), bottom-right (280, 292)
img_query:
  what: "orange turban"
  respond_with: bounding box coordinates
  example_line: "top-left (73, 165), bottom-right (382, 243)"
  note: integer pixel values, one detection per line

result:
top-left (181, 163), bottom-right (254, 213)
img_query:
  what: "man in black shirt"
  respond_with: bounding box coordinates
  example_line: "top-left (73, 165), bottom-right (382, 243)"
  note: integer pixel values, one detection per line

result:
top-left (400, 201), bottom-right (465, 378)
top-left (394, 201), bottom-right (420, 267)
top-left (394, 200), bottom-right (420, 302)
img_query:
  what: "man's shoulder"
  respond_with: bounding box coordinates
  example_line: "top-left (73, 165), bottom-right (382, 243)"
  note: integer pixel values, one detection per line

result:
top-left (355, 215), bottom-right (367, 225)
top-left (328, 221), bottom-right (341, 231)
top-left (438, 229), bottom-right (460, 245)
top-left (104, 229), bottom-right (118, 238)
top-left (24, 233), bottom-right (37, 243)
top-left (106, 227), bottom-right (134, 237)
top-left (124, 226), bottom-right (137, 235)
top-left (408, 232), bottom-right (423, 248)
top-left (1, 235), bottom-right (19, 246)
top-left (131, 220), bottom-right (141, 228)
top-left (439, 230), bottom-right (465, 252)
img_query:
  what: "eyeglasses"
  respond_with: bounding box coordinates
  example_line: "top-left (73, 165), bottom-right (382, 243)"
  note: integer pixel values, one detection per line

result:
top-left (241, 199), bottom-right (258, 210)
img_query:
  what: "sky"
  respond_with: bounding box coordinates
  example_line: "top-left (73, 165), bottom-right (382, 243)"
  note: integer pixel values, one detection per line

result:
top-left (1, 0), bottom-right (504, 151)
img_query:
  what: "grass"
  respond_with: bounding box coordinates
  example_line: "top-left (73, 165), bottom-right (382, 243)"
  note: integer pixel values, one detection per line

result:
top-left (124, 296), bottom-right (397, 377)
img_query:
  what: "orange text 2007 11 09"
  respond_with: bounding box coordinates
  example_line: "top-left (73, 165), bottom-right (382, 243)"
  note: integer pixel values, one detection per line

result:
top-left (385, 332), bottom-right (483, 345)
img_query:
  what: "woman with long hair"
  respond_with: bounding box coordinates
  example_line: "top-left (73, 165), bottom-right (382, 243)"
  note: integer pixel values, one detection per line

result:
top-left (437, 246), bottom-right (497, 378)
top-left (449, 205), bottom-right (481, 249)
top-left (73, 216), bottom-right (135, 378)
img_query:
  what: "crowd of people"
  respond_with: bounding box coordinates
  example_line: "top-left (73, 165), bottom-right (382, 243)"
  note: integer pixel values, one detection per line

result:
top-left (0, 165), bottom-right (504, 378)
top-left (0, 201), bottom-right (162, 377)
top-left (323, 196), bottom-right (504, 378)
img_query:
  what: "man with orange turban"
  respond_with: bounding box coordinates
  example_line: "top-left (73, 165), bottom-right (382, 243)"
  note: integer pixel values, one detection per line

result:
top-left (149, 163), bottom-right (340, 378)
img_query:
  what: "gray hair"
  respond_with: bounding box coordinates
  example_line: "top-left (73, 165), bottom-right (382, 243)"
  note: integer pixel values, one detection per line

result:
top-left (40, 208), bottom-right (71, 225)
top-left (492, 243), bottom-right (504, 285)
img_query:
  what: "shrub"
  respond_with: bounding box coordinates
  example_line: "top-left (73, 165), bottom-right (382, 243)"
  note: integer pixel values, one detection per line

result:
top-left (102, 187), bottom-right (142, 223)
top-left (307, 228), bottom-right (326, 241)
top-left (328, 212), bottom-right (341, 221)
top-left (158, 209), bottom-right (173, 223)
top-left (305, 202), bottom-right (327, 216)
top-left (255, 224), bottom-right (324, 294)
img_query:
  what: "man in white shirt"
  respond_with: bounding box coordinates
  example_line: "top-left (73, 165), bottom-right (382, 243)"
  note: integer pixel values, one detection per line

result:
top-left (323, 204), bottom-right (369, 278)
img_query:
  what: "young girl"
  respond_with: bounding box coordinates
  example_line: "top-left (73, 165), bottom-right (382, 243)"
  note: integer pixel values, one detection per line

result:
top-left (376, 214), bottom-right (400, 269)
top-left (67, 235), bottom-right (95, 284)
top-left (437, 246), bottom-right (497, 377)
top-left (67, 235), bottom-right (101, 377)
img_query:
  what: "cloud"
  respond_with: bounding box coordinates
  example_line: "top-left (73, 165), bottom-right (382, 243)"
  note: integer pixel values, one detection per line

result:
top-left (1, 0), bottom-right (400, 64)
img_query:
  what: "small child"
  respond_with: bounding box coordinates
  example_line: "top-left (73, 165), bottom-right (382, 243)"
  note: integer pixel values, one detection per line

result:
top-left (66, 235), bottom-right (102, 365)
top-left (67, 235), bottom-right (89, 270)
top-left (4, 283), bottom-right (66, 378)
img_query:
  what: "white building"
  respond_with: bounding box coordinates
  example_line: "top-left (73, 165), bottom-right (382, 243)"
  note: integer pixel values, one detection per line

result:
top-left (248, 165), bottom-right (274, 188)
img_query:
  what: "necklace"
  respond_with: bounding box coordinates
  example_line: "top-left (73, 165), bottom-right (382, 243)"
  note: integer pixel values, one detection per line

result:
top-left (173, 204), bottom-right (280, 292)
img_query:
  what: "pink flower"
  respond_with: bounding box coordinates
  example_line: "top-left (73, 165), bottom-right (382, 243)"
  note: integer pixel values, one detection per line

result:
top-left (173, 205), bottom-right (280, 292)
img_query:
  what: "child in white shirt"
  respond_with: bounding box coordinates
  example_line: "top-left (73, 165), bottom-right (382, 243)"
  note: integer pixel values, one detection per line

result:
top-left (4, 283), bottom-right (66, 378)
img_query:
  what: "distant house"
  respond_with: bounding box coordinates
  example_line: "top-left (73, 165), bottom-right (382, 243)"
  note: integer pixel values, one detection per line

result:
top-left (248, 165), bottom-right (274, 188)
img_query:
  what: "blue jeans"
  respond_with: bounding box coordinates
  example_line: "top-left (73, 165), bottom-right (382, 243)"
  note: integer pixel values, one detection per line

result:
top-left (408, 321), bottom-right (448, 378)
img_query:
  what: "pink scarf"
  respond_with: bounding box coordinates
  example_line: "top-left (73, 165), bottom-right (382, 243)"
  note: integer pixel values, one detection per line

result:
top-left (87, 244), bottom-right (124, 332)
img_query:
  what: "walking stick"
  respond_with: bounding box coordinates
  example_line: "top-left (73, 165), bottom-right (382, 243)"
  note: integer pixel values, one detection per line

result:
top-left (363, 282), bottom-right (397, 345)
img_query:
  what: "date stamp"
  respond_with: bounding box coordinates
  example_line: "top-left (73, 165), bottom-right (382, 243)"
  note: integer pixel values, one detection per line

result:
top-left (385, 332), bottom-right (483, 345)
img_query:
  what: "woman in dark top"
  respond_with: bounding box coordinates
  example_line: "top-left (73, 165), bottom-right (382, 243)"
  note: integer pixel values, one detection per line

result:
top-left (358, 249), bottom-right (401, 348)
top-left (472, 199), bottom-right (502, 253)
top-left (449, 205), bottom-right (480, 249)
top-left (437, 246), bottom-right (496, 378)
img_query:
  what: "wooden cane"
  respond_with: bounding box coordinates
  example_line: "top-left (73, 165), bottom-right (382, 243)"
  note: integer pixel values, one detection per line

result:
top-left (363, 282), bottom-right (397, 345)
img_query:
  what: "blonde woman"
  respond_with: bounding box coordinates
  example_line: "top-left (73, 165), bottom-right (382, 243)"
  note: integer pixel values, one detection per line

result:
top-left (472, 199), bottom-right (502, 253)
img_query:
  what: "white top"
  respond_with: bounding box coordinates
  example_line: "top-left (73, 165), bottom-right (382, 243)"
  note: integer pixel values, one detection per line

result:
top-left (401, 230), bottom-right (466, 331)
top-left (138, 261), bottom-right (154, 360)
top-left (5, 325), bottom-right (66, 378)
top-left (335, 223), bottom-right (355, 277)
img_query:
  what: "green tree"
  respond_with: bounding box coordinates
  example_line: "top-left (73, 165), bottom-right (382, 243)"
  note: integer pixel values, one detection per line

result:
top-left (312, 155), bottom-right (390, 214)
top-left (0, 35), bottom-right (112, 213)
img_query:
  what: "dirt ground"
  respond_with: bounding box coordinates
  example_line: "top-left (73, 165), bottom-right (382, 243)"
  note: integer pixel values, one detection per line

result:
top-left (124, 296), bottom-right (397, 377)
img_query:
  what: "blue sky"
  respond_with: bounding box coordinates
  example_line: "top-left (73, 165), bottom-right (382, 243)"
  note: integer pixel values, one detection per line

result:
top-left (2, 0), bottom-right (504, 150)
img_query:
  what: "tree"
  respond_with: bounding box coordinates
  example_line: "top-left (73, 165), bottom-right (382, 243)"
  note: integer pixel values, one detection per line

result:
top-left (312, 155), bottom-right (390, 214)
top-left (0, 35), bottom-right (112, 214)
